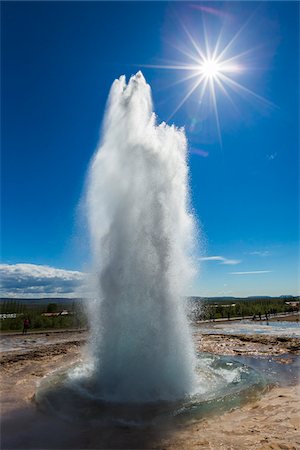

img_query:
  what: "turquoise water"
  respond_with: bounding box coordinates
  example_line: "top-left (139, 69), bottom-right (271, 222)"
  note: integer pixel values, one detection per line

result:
top-left (35, 353), bottom-right (265, 425)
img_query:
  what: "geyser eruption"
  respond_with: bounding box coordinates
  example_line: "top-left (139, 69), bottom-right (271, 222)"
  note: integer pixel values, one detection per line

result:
top-left (35, 73), bottom-right (266, 422)
top-left (86, 71), bottom-right (197, 402)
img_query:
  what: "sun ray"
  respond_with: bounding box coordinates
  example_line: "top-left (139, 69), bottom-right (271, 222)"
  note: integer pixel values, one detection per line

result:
top-left (215, 8), bottom-right (259, 63)
top-left (170, 42), bottom-right (204, 65)
top-left (209, 78), bottom-right (222, 146)
top-left (140, 63), bottom-right (200, 71)
top-left (212, 31), bottom-right (224, 60)
top-left (160, 70), bottom-right (200, 89)
top-left (218, 73), bottom-right (275, 108)
top-left (214, 76), bottom-right (240, 114)
top-left (202, 17), bottom-right (212, 61)
top-left (196, 75), bottom-right (209, 109)
top-left (148, 70), bottom-right (202, 97)
top-left (180, 22), bottom-right (206, 61)
top-left (140, 8), bottom-right (273, 145)
top-left (220, 44), bottom-right (264, 67)
top-left (167, 75), bottom-right (205, 121)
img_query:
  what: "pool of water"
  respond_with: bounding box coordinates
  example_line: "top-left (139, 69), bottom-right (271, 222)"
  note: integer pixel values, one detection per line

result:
top-left (35, 353), bottom-right (266, 426)
top-left (231, 354), bottom-right (300, 387)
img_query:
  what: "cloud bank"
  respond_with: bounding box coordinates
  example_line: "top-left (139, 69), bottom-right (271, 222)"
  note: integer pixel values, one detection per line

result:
top-left (0, 264), bottom-right (87, 298)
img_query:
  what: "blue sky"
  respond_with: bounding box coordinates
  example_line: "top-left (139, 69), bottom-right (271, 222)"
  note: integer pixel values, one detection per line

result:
top-left (1, 1), bottom-right (299, 297)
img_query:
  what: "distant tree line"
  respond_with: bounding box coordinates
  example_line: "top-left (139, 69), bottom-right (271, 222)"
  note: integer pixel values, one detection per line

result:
top-left (1, 296), bottom-right (299, 331)
top-left (0, 300), bottom-right (88, 332)
top-left (189, 297), bottom-right (299, 322)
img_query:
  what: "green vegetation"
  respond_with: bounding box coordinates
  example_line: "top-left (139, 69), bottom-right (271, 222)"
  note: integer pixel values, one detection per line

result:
top-left (190, 297), bottom-right (299, 321)
top-left (0, 300), bottom-right (87, 332)
top-left (1, 296), bottom-right (299, 332)
top-left (47, 303), bottom-right (58, 313)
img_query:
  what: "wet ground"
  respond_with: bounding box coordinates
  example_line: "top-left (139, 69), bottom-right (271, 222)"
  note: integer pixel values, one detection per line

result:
top-left (1, 327), bottom-right (299, 449)
top-left (0, 329), bottom-right (87, 353)
top-left (196, 319), bottom-right (300, 338)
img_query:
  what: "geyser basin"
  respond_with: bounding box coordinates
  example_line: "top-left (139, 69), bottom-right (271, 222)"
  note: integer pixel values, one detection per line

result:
top-left (35, 354), bottom-right (266, 425)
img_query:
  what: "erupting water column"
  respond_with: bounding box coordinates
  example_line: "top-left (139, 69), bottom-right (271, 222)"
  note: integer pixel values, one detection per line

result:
top-left (85, 72), bottom-right (197, 403)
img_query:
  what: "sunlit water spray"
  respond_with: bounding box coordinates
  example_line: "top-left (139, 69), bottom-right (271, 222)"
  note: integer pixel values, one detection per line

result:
top-left (36, 73), bottom-right (265, 422)
top-left (85, 71), bottom-right (197, 402)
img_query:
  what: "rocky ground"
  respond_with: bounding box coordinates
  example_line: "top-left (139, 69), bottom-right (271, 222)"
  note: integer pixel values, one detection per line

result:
top-left (0, 330), bottom-right (299, 449)
top-left (196, 333), bottom-right (300, 356)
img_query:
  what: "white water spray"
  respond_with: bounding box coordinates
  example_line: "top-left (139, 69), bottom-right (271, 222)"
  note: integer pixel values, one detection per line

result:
top-left (85, 72), bottom-right (197, 402)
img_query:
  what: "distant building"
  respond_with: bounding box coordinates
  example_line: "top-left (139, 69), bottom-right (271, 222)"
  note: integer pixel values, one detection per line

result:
top-left (211, 304), bottom-right (236, 308)
top-left (41, 310), bottom-right (71, 317)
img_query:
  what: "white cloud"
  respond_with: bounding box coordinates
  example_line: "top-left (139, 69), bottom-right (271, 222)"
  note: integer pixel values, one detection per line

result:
top-left (230, 270), bottom-right (272, 275)
top-left (267, 153), bottom-right (277, 161)
top-left (200, 256), bottom-right (241, 265)
top-left (249, 251), bottom-right (270, 257)
top-left (0, 264), bottom-right (87, 298)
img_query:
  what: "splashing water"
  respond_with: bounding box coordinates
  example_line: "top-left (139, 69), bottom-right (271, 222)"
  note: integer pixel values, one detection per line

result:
top-left (85, 71), bottom-right (197, 403)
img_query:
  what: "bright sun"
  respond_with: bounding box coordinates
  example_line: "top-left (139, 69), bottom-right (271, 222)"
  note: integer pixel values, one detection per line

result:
top-left (142, 17), bottom-right (273, 144)
top-left (199, 58), bottom-right (221, 79)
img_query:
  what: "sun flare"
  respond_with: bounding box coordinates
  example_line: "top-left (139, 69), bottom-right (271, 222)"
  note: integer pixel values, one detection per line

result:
top-left (142, 16), bottom-right (273, 144)
top-left (199, 58), bottom-right (221, 79)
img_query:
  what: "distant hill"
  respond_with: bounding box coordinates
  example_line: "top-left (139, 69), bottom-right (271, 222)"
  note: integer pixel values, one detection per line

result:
top-left (1, 295), bottom-right (299, 305)
top-left (0, 297), bottom-right (84, 305)
top-left (190, 295), bottom-right (300, 303)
